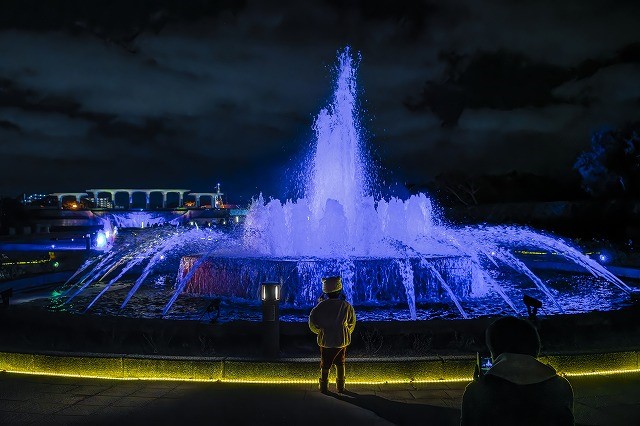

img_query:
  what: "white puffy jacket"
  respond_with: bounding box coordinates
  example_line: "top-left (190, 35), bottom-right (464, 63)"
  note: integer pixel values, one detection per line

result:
top-left (308, 299), bottom-right (356, 348)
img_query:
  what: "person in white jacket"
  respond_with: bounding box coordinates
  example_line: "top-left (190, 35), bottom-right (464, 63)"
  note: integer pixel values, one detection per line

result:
top-left (308, 276), bottom-right (356, 393)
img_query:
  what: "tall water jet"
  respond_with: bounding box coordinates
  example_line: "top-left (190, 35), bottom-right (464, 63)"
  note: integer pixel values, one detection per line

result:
top-left (307, 47), bottom-right (371, 229)
top-left (242, 48), bottom-right (438, 259)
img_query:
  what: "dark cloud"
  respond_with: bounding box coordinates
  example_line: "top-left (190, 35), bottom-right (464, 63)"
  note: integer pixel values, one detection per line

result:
top-left (407, 45), bottom-right (640, 126)
top-left (323, 0), bottom-right (438, 39)
top-left (0, 0), bottom-right (639, 200)
top-left (0, 0), bottom-right (246, 33)
top-left (0, 119), bottom-right (20, 131)
top-left (89, 118), bottom-right (174, 146)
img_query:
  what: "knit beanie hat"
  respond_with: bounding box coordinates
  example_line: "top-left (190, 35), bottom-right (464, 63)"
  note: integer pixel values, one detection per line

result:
top-left (322, 276), bottom-right (342, 293)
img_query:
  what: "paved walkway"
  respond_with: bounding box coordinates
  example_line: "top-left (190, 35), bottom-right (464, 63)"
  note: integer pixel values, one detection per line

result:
top-left (0, 372), bottom-right (639, 425)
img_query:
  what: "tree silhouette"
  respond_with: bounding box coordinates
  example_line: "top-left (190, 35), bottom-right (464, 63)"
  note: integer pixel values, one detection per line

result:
top-left (574, 123), bottom-right (640, 197)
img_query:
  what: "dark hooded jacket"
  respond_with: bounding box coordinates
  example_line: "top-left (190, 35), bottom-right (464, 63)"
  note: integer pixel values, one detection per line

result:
top-left (461, 353), bottom-right (574, 426)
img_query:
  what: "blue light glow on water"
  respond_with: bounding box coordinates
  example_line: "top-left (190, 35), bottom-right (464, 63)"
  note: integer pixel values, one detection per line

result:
top-left (48, 47), bottom-right (635, 321)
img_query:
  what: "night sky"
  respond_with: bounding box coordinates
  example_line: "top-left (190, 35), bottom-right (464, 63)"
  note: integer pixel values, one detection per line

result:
top-left (1, 0), bottom-right (639, 203)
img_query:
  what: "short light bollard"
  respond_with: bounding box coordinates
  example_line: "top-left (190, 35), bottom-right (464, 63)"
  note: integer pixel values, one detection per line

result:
top-left (261, 282), bottom-right (281, 358)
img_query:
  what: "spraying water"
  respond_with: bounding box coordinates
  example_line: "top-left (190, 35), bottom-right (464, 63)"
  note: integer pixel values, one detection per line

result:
top-left (238, 47), bottom-right (631, 319)
top-left (57, 47), bottom-right (632, 320)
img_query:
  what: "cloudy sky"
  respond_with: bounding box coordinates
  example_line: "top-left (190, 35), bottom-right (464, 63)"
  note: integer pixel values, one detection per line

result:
top-left (1, 0), bottom-right (639, 202)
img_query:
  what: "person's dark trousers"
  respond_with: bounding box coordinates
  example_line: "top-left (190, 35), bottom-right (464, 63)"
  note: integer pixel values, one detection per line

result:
top-left (319, 347), bottom-right (347, 393)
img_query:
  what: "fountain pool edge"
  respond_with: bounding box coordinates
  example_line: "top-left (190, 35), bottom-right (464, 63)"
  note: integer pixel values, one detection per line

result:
top-left (1, 350), bottom-right (639, 383)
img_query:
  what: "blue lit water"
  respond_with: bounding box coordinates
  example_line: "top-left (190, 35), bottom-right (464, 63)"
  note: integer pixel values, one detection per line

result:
top-left (37, 271), bottom-right (637, 322)
top-left (48, 47), bottom-right (637, 321)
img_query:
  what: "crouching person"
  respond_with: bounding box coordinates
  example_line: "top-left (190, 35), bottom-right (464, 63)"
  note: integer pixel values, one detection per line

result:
top-left (309, 276), bottom-right (356, 393)
top-left (461, 316), bottom-right (574, 425)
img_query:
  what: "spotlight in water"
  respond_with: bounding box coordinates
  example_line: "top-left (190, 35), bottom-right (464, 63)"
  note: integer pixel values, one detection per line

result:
top-left (599, 253), bottom-right (608, 263)
top-left (95, 232), bottom-right (107, 248)
top-left (160, 255), bottom-right (165, 260)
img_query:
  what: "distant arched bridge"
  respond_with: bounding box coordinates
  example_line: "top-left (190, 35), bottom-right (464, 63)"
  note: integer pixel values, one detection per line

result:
top-left (50, 188), bottom-right (224, 209)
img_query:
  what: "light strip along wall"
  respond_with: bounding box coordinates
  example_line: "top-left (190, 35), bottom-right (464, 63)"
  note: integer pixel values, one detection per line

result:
top-left (0, 351), bottom-right (639, 384)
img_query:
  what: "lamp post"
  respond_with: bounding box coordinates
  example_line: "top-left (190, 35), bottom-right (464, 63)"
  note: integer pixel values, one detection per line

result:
top-left (523, 294), bottom-right (542, 321)
top-left (261, 282), bottom-right (281, 358)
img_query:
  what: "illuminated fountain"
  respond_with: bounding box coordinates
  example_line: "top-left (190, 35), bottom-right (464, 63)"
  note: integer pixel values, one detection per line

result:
top-left (176, 48), bottom-right (632, 320)
top-left (56, 47), bottom-right (634, 321)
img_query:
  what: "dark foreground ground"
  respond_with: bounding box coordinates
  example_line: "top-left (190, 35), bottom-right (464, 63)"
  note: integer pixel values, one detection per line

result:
top-left (1, 276), bottom-right (639, 425)
top-left (0, 371), bottom-right (639, 425)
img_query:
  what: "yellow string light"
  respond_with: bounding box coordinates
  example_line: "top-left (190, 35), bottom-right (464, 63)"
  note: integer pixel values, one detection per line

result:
top-left (563, 368), bottom-right (640, 378)
top-left (1, 351), bottom-right (638, 384)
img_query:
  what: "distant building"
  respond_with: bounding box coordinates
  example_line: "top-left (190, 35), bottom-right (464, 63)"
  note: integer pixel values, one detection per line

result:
top-left (21, 194), bottom-right (51, 206)
top-left (94, 198), bottom-right (113, 209)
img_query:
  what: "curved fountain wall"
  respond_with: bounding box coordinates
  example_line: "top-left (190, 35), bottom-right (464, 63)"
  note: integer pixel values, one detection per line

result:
top-left (180, 256), bottom-right (474, 305)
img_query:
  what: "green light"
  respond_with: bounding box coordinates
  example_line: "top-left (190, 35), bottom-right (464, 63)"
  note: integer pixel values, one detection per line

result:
top-left (52, 261), bottom-right (60, 268)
